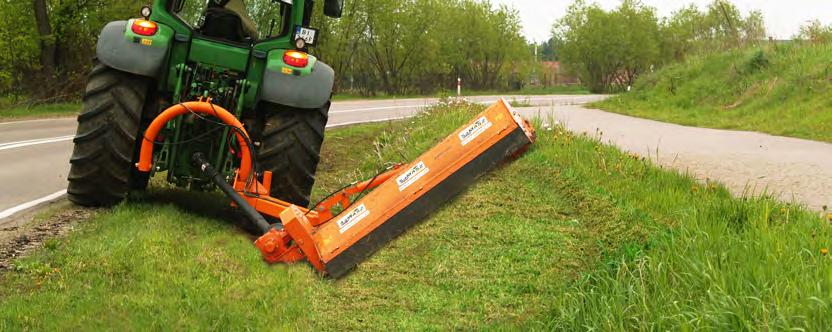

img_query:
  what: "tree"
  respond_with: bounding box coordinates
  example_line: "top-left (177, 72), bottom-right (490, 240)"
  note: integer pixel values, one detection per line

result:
top-left (796, 20), bottom-right (832, 43)
top-left (660, 5), bottom-right (706, 61)
top-left (554, 0), bottom-right (770, 92)
top-left (3, 0), bottom-right (533, 99)
top-left (0, 0), bottom-right (135, 99)
top-left (555, 0), bottom-right (661, 92)
top-left (33, 0), bottom-right (56, 74)
top-left (313, 0), bottom-right (530, 95)
top-left (539, 38), bottom-right (561, 61)
top-left (615, 0), bottom-right (661, 86)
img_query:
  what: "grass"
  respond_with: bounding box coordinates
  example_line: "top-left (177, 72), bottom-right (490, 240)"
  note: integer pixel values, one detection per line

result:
top-left (597, 42), bottom-right (832, 142)
top-left (0, 100), bottom-right (80, 120)
top-left (332, 85), bottom-right (589, 101)
top-left (507, 97), bottom-right (534, 107)
top-left (0, 102), bottom-right (829, 329)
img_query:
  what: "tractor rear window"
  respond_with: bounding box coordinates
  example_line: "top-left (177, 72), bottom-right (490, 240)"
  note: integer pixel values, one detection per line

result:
top-left (173, 0), bottom-right (290, 40)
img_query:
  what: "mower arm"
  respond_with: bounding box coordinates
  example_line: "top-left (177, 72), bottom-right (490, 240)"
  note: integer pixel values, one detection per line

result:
top-left (136, 99), bottom-right (536, 278)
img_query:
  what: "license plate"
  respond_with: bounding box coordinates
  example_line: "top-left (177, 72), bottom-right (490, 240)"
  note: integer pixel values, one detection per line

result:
top-left (294, 26), bottom-right (318, 46)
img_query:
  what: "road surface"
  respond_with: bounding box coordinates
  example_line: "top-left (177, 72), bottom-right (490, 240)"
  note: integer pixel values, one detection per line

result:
top-left (514, 104), bottom-right (832, 211)
top-left (0, 95), bottom-right (605, 222)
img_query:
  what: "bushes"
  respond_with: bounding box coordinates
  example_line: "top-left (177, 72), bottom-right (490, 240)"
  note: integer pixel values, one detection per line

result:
top-left (0, 0), bottom-right (136, 101)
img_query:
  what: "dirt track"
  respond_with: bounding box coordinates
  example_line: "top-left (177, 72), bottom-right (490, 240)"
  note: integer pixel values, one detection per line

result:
top-left (516, 104), bottom-right (832, 211)
top-left (0, 206), bottom-right (93, 271)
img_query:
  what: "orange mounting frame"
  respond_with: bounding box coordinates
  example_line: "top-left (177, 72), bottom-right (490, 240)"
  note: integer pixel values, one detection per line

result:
top-left (136, 98), bottom-right (536, 278)
top-left (135, 101), bottom-right (409, 261)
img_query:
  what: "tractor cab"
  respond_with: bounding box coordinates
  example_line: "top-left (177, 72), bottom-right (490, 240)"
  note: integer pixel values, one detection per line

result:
top-left (172, 0), bottom-right (295, 44)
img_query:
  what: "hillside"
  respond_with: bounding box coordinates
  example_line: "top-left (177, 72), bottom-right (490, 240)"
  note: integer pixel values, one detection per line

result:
top-left (598, 42), bottom-right (832, 142)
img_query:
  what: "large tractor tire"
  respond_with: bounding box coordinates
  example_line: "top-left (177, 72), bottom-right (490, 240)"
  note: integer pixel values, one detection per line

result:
top-left (256, 102), bottom-right (330, 207)
top-left (67, 61), bottom-right (151, 206)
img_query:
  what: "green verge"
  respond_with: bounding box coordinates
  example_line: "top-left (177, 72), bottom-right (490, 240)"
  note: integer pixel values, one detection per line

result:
top-left (332, 85), bottom-right (590, 101)
top-left (0, 102), bottom-right (829, 330)
top-left (597, 42), bottom-right (832, 143)
top-left (0, 102), bottom-right (80, 120)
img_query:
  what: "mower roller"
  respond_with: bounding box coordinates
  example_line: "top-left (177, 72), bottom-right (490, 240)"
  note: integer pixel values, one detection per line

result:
top-left (136, 99), bottom-right (536, 277)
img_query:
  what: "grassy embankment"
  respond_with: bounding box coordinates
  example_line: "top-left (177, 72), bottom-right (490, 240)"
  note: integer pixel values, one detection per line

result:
top-left (0, 99), bottom-right (80, 120)
top-left (598, 42), bottom-right (832, 142)
top-left (0, 102), bottom-right (829, 330)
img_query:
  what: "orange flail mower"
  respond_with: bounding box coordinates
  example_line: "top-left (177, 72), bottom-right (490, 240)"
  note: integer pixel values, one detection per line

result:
top-left (137, 99), bottom-right (535, 278)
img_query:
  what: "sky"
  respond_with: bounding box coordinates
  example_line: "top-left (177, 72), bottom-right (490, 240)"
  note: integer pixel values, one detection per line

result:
top-left (491, 0), bottom-right (832, 42)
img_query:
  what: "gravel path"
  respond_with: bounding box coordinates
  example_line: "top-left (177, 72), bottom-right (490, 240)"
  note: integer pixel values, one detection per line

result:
top-left (516, 104), bottom-right (832, 211)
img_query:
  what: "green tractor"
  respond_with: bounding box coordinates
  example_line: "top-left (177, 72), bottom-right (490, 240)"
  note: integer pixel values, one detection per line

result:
top-left (67, 0), bottom-right (344, 208)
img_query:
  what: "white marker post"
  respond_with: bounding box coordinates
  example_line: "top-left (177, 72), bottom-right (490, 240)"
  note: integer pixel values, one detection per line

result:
top-left (457, 77), bottom-right (462, 96)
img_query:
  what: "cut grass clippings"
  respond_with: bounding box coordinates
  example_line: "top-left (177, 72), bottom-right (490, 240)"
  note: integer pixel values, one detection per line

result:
top-left (0, 101), bottom-right (829, 330)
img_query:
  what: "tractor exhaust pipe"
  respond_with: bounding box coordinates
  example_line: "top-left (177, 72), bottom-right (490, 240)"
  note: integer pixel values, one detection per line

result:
top-left (192, 153), bottom-right (273, 235)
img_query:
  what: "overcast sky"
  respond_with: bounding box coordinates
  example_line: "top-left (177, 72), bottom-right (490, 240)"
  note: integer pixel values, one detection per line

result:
top-left (491, 0), bottom-right (832, 42)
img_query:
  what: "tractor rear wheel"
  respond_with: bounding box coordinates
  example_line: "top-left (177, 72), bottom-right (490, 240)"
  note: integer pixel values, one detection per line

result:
top-left (256, 102), bottom-right (330, 208)
top-left (67, 61), bottom-right (151, 206)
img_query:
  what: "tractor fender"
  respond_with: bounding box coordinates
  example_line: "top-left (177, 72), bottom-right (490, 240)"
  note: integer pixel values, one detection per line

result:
top-left (261, 55), bottom-right (335, 109)
top-left (96, 20), bottom-right (172, 78)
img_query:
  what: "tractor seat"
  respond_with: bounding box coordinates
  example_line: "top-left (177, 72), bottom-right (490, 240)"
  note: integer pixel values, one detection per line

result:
top-left (200, 7), bottom-right (251, 43)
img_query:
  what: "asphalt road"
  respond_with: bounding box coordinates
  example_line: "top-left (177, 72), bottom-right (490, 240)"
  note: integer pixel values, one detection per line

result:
top-left (0, 94), bottom-right (606, 222)
top-left (514, 104), bottom-right (832, 211)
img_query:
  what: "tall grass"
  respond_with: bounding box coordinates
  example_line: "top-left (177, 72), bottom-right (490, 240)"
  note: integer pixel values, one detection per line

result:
top-left (598, 42), bottom-right (832, 142)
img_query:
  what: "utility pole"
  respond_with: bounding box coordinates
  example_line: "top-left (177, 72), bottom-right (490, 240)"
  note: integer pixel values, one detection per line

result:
top-left (530, 41), bottom-right (539, 87)
top-left (533, 43), bottom-right (538, 75)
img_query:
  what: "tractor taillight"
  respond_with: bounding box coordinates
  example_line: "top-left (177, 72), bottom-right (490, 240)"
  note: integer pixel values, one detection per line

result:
top-left (132, 19), bottom-right (158, 36)
top-left (283, 50), bottom-right (309, 68)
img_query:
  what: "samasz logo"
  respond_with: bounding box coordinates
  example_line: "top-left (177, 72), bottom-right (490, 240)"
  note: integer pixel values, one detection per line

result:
top-left (396, 161), bottom-right (429, 191)
top-left (336, 204), bottom-right (369, 234)
top-left (458, 116), bottom-right (492, 146)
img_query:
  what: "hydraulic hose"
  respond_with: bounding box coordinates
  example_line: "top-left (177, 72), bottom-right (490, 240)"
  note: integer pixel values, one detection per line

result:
top-left (192, 152), bottom-right (273, 235)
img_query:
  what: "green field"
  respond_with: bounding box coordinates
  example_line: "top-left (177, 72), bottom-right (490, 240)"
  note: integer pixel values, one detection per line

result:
top-left (1, 102), bottom-right (829, 329)
top-left (598, 42), bottom-right (832, 142)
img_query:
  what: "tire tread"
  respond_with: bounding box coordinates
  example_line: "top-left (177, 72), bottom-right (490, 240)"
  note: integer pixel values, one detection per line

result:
top-left (257, 102), bottom-right (329, 207)
top-left (67, 60), bottom-right (150, 206)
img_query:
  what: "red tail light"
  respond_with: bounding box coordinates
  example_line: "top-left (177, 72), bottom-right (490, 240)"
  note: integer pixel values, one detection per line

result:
top-left (283, 50), bottom-right (309, 68)
top-left (132, 19), bottom-right (158, 36)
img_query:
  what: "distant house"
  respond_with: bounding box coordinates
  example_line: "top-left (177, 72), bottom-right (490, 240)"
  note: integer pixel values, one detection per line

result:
top-left (539, 61), bottom-right (580, 86)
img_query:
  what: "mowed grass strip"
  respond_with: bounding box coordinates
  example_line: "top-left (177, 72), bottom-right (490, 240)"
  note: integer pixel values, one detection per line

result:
top-left (598, 42), bottom-right (832, 142)
top-left (0, 102), bottom-right (829, 330)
